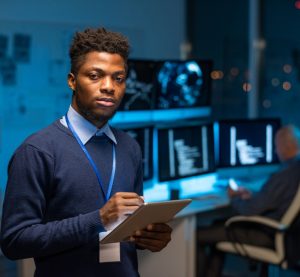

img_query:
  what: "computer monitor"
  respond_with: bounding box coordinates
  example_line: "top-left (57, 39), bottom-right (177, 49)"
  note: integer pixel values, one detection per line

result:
top-left (122, 126), bottom-right (153, 180)
top-left (154, 60), bottom-right (213, 109)
top-left (215, 118), bottom-right (281, 168)
top-left (157, 123), bottom-right (215, 182)
top-left (118, 59), bottom-right (157, 111)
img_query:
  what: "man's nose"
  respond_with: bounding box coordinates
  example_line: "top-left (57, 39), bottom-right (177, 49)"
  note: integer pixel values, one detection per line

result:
top-left (100, 76), bottom-right (114, 94)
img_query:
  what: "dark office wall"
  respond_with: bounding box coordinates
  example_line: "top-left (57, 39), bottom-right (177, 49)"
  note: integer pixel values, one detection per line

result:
top-left (262, 0), bottom-right (300, 126)
top-left (188, 0), bottom-right (300, 126)
top-left (187, 0), bottom-right (249, 120)
top-left (0, 0), bottom-right (186, 59)
top-left (187, 0), bottom-right (248, 64)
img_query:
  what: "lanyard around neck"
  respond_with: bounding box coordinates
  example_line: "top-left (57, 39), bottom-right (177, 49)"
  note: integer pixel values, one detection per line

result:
top-left (65, 114), bottom-right (116, 202)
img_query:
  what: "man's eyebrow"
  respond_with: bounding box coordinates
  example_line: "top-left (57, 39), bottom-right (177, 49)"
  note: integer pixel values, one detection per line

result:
top-left (112, 70), bottom-right (126, 75)
top-left (88, 67), bottom-right (126, 75)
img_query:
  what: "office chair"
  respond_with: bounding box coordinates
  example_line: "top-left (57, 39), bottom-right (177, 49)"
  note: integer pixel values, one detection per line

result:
top-left (216, 183), bottom-right (300, 275)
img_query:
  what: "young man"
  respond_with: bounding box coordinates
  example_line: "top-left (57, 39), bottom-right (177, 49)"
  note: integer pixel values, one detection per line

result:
top-left (197, 125), bottom-right (300, 277)
top-left (1, 28), bottom-right (172, 277)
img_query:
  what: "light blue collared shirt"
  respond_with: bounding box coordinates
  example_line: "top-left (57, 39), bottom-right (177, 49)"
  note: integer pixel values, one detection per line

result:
top-left (60, 106), bottom-right (117, 145)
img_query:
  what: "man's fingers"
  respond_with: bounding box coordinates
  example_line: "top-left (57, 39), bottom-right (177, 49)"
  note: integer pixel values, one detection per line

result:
top-left (111, 192), bottom-right (144, 206)
top-left (146, 223), bottom-right (172, 232)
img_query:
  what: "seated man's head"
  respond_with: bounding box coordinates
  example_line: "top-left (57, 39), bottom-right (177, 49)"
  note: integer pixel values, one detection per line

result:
top-left (275, 125), bottom-right (300, 162)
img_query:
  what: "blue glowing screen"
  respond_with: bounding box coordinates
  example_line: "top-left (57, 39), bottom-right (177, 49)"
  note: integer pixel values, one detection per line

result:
top-left (215, 118), bottom-right (281, 168)
top-left (157, 123), bottom-right (215, 182)
top-left (155, 60), bottom-right (212, 109)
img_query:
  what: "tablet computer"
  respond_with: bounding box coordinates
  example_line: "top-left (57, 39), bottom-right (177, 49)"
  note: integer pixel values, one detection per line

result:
top-left (100, 198), bottom-right (192, 244)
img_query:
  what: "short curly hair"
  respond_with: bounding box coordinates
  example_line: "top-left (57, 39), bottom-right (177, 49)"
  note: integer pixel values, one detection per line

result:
top-left (69, 27), bottom-right (130, 74)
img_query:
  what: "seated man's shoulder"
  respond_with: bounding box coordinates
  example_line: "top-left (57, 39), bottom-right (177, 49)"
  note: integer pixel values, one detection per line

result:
top-left (280, 159), bottom-right (300, 174)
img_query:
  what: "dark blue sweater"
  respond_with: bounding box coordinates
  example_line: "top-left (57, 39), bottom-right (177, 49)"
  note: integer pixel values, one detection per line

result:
top-left (1, 120), bottom-right (143, 277)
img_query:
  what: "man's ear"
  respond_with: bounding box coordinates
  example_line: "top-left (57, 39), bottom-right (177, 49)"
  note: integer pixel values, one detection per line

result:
top-left (68, 73), bottom-right (76, 91)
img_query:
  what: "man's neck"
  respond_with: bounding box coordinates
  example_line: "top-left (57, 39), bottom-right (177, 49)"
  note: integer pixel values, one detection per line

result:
top-left (71, 104), bottom-right (108, 129)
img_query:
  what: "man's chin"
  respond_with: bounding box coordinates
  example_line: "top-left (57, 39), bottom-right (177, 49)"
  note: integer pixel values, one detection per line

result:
top-left (94, 109), bottom-right (118, 123)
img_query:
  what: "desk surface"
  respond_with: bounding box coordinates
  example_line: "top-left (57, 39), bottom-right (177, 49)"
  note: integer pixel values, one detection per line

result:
top-left (146, 172), bottom-right (270, 219)
top-left (178, 193), bottom-right (229, 218)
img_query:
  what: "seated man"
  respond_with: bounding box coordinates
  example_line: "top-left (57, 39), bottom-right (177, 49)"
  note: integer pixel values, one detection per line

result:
top-left (197, 124), bottom-right (300, 277)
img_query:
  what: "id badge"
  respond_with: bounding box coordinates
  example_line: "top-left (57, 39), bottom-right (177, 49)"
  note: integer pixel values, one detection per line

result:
top-left (99, 232), bottom-right (120, 263)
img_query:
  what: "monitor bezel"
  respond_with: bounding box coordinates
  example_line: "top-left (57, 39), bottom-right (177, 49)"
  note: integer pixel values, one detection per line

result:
top-left (119, 59), bottom-right (158, 111)
top-left (120, 124), bottom-right (154, 181)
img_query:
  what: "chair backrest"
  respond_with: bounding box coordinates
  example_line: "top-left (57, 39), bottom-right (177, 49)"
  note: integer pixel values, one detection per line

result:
top-left (281, 182), bottom-right (300, 226)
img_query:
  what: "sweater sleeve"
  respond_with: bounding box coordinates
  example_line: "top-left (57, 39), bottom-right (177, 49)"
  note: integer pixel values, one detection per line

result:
top-left (0, 144), bottom-right (105, 260)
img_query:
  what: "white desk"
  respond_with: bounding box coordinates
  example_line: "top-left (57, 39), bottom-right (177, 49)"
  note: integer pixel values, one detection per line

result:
top-left (137, 194), bottom-right (230, 277)
top-left (137, 171), bottom-right (272, 277)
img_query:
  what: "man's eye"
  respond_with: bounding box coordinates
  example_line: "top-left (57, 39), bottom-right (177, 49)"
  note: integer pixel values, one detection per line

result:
top-left (89, 73), bottom-right (99, 80)
top-left (115, 76), bottom-right (125, 84)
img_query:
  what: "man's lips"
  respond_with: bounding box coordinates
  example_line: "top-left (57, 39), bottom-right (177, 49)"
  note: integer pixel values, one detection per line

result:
top-left (95, 98), bottom-right (116, 107)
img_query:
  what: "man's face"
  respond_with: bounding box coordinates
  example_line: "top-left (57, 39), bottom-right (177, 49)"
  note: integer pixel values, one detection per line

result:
top-left (68, 51), bottom-right (126, 127)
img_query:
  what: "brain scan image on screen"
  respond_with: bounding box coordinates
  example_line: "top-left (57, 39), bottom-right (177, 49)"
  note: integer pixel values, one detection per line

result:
top-left (156, 61), bottom-right (204, 109)
top-left (118, 60), bottom-right (156, 111)
top-left (123, 69), bottom-right (154, 109)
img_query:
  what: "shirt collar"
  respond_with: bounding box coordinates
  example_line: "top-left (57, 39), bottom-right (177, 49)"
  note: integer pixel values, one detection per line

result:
top-left (60, 105), bottom-right (117, 145)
